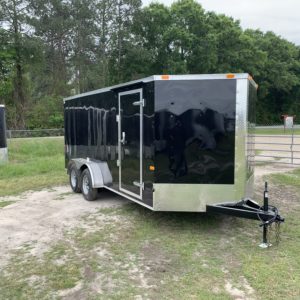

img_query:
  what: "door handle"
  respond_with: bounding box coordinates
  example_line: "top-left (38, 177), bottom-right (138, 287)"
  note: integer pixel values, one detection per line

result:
top-left (120, 131), bottom-right (126, 144)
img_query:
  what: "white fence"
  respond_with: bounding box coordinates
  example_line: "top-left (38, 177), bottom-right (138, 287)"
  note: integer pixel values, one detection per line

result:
top-left (253, 134), bottom-right (300, 165)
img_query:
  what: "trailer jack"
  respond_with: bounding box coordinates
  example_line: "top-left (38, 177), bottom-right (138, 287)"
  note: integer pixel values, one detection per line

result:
top-left (206, 182), bottom-right (284, 248)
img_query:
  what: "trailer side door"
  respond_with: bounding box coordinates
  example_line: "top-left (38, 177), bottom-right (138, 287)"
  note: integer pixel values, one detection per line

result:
top-left (118, 89), bottom-right (143, 199)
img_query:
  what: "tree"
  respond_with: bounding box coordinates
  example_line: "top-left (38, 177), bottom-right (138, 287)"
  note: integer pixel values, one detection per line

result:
top-left (0, 0), bottom-right (31, 128)
top-left (246, 30), bottom-right (300, 123)
top-left (108, 0), bottom-right (142, 83)
top-left (28, 0), bottom-right (73, 97)
top-left (1, 0), bottom-right (300, 128)
top-left (69, 0), bottom-right (98, 93)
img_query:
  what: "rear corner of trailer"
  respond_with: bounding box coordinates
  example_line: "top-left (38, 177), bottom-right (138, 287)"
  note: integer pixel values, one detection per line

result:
top-left (245, 75), bottom-right (257, 199)
top-left (152, 74), bottom-right (255, 212)
top-left (229, 74), bottom-right (256, 203)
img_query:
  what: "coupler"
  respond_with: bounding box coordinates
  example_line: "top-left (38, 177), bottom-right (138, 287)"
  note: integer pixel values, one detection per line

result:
top-left (206, 182), bottom-right (284, 247)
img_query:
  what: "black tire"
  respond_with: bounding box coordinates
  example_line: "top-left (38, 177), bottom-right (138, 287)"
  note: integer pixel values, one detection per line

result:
top-left (80, 168), bottom-right (98, 201)
top-left (68, 163), bottom-right (81, 193)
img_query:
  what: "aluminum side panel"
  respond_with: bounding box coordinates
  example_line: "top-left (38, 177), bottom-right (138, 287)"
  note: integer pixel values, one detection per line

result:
top-left (0, 147), bottom-right (8, 163)
top-left (153, 183), bottom-right (236, 211)
top-left (234, 79), bottom-right (249, 200)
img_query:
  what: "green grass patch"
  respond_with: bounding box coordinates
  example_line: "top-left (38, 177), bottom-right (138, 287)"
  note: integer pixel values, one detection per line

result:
top-left (0, 241), bottom-right (82, 299)
top-left (0, 200), bottom-right (16, 208)
top-left (0, 137), bottom-right (67, 196)
top-left (255, 128), bottom-right (300, 135)
top-left (0, 199), bottom-right (300, 299)
top-left (271, 168), bottom-right (300, 187)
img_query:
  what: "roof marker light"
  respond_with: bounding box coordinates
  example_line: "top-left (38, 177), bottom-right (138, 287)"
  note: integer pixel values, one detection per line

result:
top-left (161, 75), bottom-right (170, 80)
top-left (226, 74), bottom-right (235, 79)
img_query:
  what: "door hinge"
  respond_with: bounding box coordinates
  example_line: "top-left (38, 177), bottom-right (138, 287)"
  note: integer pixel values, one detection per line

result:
top-left (133, 181), bottom-right (144, 190)
top-left (116, 115), bottom-right (120, 122)
top-left (117, 159), bottom-right (120, 167)
top-left (132, 99), bottom-right (145, 107)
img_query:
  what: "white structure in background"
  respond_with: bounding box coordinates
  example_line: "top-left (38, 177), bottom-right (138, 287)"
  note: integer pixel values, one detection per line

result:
top-left (282, 114), bottom-right (295, 131)
top-left (285, 116), bottom-right (294, 129)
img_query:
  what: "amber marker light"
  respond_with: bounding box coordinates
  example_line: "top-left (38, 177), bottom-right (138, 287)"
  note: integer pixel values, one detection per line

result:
top-left (149, 165), bottom-right (155, 171)
top-left (226, 74), bottom-right (235, 79)
top-left (161, 75), bottom-right (170, 80)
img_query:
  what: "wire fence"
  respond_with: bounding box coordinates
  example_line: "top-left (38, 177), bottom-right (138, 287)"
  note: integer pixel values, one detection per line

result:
top-left (6, 128), bottom-right (64, 139)
top-left (256, 121), bottom-right (300, 126)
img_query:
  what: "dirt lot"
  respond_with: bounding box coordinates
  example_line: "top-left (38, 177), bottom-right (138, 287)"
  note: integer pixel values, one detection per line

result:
top-left (0, 164), bottom-right (299, 299)
top-left (0, 188), bottom-right (128, 269)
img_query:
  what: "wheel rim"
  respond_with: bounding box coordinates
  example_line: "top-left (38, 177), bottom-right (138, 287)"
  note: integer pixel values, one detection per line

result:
top-left (82, 174), bottom-right (90, 195)
top-left (70, 169), bottom-right (77, 187)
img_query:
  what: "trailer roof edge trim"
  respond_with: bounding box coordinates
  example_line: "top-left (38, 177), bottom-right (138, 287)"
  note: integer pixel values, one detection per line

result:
top-left (64, 75), bottom-right (155, 102)
top-left (64, 73), bottom-right (254, 102)
top-left (153, 73), bottom-right (250, 81)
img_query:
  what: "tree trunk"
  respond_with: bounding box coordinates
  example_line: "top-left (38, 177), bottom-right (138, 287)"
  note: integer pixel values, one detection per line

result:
top-left (12, 0), bottom-right (26, 129)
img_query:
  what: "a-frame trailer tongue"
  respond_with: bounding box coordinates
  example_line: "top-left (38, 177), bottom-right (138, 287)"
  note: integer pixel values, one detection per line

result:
top-left (207, 182), bottom-right (284, 247)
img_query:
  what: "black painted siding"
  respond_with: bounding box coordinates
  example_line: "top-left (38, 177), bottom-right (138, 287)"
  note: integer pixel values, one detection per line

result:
top-left (154, 79), bottom-right (236, 184)
top-left (0, 107), bottom-right (7, 149)
top-left (64, 82), bottom-right (155, 206)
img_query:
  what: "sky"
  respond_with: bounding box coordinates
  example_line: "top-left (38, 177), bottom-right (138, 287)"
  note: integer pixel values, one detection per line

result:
top-left (142, 0), bottom-right (300, 45)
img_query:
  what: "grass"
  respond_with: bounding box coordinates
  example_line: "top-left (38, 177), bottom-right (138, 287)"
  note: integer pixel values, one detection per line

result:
top-left (255, 128), bottom-right (300, 135)
top-left (1, 191), bottom-right (300, 299)
top-left (0, 137), bottom-right (300, 298)
top-left (0, 200), bottom-right (16, 208)
top-left (0, 137), bottom-right (67, 197)
top-left (271, 168), bottom-right (300, 187)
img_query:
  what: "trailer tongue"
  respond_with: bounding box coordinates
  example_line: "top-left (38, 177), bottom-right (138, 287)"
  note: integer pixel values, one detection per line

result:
top-left (207, 182), bottom-right (284, 248)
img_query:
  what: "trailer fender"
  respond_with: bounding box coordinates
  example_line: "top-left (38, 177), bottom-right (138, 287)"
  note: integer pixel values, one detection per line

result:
top-left (68, 158), bottom-right (113, 188)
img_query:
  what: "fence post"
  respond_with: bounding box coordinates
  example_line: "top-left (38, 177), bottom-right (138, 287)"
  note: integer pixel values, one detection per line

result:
top-left (291, 124), bottom-right (294, 164)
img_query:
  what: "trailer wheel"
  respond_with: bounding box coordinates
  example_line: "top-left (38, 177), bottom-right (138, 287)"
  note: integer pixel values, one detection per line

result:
top-left (81, 169), bottom-right (98, 201)
top-left (68, 164), bottom-right (81, 193)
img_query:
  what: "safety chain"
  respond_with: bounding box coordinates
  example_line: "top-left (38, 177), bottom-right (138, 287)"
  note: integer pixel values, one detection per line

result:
top-left (267, 222), bottom-right (281, 246)
top-left (275, 221), bottom-right (281, 245)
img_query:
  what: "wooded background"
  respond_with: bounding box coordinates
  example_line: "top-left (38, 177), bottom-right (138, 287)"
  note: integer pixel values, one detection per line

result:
top-left (0, 0), bottom-right (300, 129)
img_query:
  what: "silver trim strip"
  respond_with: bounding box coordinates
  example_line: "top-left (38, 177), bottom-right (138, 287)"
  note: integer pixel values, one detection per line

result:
top-left (64, 76), bottom-right (154, 102)
top-left (153, 73), bottom-right (251, 81)
top-left (104, 186), bottom-right (153, 210)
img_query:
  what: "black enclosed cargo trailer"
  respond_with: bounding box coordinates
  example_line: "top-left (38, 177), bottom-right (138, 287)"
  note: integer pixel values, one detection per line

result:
top-left (64, 74), bottom-right (257, 211)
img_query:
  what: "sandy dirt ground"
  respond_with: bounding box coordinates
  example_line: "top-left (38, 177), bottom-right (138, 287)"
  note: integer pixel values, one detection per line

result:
top-left (0, 162), bottom-right (295, 270)
top-left (0, 161), bottom-right (298, 299)
top-left (0, 187), bottom-right (128, 269)
top-left (254, 163), bottom-right (298, 177)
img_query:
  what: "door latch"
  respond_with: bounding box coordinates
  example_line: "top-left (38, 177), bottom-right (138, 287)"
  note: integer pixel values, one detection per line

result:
top-left (133, 181), bottom-right (144, 190)
top-left (120, 131), bottom-right (126, 144)
top-left (132, 99), bottom-right (145, 107)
